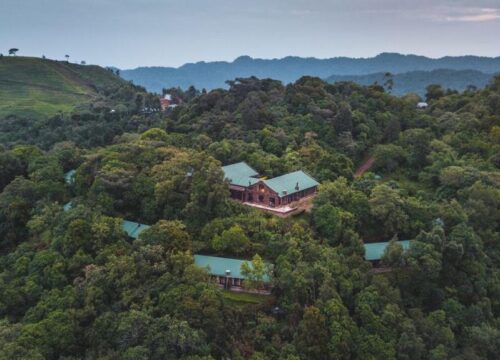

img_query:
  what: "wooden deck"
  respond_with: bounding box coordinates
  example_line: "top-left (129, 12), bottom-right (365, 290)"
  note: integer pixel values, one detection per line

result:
top-left (243, 195), bottom-right (315, 217)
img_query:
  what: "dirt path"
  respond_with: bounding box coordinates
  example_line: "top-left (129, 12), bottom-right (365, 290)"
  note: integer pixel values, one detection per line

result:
top-left (354, 156), bottom-right (375, 177)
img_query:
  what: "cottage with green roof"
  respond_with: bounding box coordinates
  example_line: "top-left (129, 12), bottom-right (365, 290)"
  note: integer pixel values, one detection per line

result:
top-left (64, 169), bottom-right (76, 185)
top-left (122, 220), bottom-right (150, 239)
top-left (364, 240), bottom-right (411, 261)
top-left (222, 162), bottom-right (319, 212)
top-left (194, 254), bottom-right (271, 291)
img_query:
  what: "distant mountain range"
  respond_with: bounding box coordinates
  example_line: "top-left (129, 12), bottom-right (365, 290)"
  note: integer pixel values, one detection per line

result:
top-left (120, 53), bottom-right (500, 95)
top-left (326, 69), bottom-right (494, 96)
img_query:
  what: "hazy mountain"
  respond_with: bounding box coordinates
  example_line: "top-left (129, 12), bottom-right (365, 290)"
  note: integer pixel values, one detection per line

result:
top-left (120, 53), bottom-right (500, 93)
top-left (326, 69), bottom-right (495, 96)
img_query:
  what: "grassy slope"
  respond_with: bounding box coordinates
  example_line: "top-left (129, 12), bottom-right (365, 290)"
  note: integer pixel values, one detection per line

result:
top-left (222, 290), bottom-right (270, 309)
top-left (0, 56), bottom-right (124, 119)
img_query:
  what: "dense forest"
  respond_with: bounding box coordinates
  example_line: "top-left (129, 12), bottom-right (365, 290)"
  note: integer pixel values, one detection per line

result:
top-left (0, 69), bottom-right (499, 359)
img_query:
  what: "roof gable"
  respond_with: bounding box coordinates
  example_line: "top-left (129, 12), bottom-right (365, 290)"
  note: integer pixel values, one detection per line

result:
top-left (63, 201), bottom-right (73, 212)
top-left (222, 161), bottom-right (260, 187)
top-left (263, 170), bottom-right (319, 197)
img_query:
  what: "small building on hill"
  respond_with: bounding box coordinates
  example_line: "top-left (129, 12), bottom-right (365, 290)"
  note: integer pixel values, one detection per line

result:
top-left (364, 240), bottom-right (411, 262)
top-left (64, 169), bottom-right (76, 184)
top-left (62, 202), bottom-right (150, 240)
top-left (63, 201), bottom-right (74, 212)
top-left (222, 162), bottom-right (319, 213)
top-left (194, 254), bottom-right (271, 292)
top-left (160, 94), bottom-right (179, 110)
top-left (122, 220), bottom-right (150, 239)
top-left (417, 102), bottom-right (428, 109)
top-left (160, 95), bottom-right (171, 110)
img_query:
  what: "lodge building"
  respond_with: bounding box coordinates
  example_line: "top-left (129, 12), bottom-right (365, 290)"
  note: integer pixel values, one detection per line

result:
top-left (194, 254), bottom-right (271, 292)
top-left (222, 162), bottom-right (319, 210)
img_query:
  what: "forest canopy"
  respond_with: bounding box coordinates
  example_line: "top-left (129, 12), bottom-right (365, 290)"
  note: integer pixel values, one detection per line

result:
top-left (0, 73), bottom-right (499, 359)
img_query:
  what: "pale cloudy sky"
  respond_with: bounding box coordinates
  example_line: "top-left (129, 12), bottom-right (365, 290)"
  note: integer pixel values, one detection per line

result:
top-left (1, 0), bottom-right (499, 68)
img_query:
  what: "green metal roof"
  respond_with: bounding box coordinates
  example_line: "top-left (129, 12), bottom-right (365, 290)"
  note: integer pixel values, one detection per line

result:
top-left (222, 163), bottom-right (319, 196)
top-left (194, 254), bottom-right (270, 282)
top-left (263, 170), bottom-right (319, 197)
top-left (364, 240), bottom-right (411, 261)
top-left (61, 202), bottom-right (150, 239)
top-left (64, 170), bottom-right (76, 184)
top-left (122, 220), bottom-right (150, 239)
top-left (63, 201), bottom-right (74, 212)
top-left (222, 162), bottom-right (260, 187)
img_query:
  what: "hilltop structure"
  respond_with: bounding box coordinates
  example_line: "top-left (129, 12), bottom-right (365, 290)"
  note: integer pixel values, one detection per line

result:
top-left (159, 93), bottom-right (178, 110)
top-left (222, 162), bottom-right (319, 214)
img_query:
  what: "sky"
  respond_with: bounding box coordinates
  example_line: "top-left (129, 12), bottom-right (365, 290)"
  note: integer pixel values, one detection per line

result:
top-left (1, 0), bottom-right (499, 69)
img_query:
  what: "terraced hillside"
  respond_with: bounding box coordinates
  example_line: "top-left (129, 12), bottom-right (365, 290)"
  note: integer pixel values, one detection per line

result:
top-left (0, 57), bottom-right (126, 119)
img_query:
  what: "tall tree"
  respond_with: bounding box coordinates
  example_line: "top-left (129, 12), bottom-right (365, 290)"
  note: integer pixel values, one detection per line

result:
top-left (240, 254), bottom-right (267, 290)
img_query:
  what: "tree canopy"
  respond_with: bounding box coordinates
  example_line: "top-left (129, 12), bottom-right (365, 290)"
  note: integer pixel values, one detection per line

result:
top-left (0, 73), bottom-right (499, 359)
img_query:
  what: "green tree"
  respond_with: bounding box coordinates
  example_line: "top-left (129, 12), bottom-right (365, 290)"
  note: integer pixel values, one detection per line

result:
top-left (138, 220), bottom-right (192, 252)
top-left (369, 184), bottom-right (408, 237)
top-left (0, 151), bottom-right (24, 191)
top-left (294, 306), bottom-right (329, 360)
top-left (334, 101), bottom-right (353, 134)
top-left (313, 203), bottom-right (354, 245)
top-left (212, 224), bottom-right (250, 255)
top-left (0, 177), bottom-right (37, 249)
top-left (373, 144), bottom-right (407, 173)
top-left (425, 84), bottom-right (445, 102)
top-left (240, 254), bottom-right (267, 290)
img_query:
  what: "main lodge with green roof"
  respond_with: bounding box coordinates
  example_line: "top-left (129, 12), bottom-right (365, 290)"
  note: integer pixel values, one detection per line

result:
top-left (222, 162), bottom-right (319, 210)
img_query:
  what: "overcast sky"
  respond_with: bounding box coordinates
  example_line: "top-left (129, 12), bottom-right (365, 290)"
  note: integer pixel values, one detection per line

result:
top-left (1, 0), bottom-right (499, 69)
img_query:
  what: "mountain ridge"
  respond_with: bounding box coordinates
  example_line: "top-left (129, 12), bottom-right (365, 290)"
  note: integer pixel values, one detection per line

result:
top-left (120, 53), bottom-right (500, 93)
top-left (326, 69), bottom-right (495, 96)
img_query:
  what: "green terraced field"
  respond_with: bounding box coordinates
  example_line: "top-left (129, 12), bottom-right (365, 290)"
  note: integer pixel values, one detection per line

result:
top-left (0, 56), bottom-right (124, 119)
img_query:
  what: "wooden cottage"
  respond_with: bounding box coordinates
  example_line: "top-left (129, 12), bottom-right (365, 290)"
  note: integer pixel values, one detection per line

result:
top-left (194, 254), bottom-right (271, 292)
top-left (363, 240), bottom-right (411, 263)
top-left (222, 162), bottom-right (319, 210)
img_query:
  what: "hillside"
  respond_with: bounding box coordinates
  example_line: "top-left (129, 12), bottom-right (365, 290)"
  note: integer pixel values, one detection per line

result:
top-left (0, 74), bottom-right (499, 359)
top-left (0, 56), bottom-right (128, 119)
top-left (326, 69), bottom-right (495, 96)
top-left (120, 53), bottom-right (500, 92)
top-left (0, 57), bottom-right (164, 150)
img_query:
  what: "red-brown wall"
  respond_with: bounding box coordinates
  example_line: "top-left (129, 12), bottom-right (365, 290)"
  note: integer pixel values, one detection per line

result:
top-left (228, 182), bottom-right (318, 208)
top-left (247, 182), bottom-right (281, 207)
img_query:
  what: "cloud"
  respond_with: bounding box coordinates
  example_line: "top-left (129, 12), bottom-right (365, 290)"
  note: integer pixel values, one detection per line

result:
top-left (290, 9), bottom-right (313, 16)
top-left (434, 7), bottom-right (500, 22)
